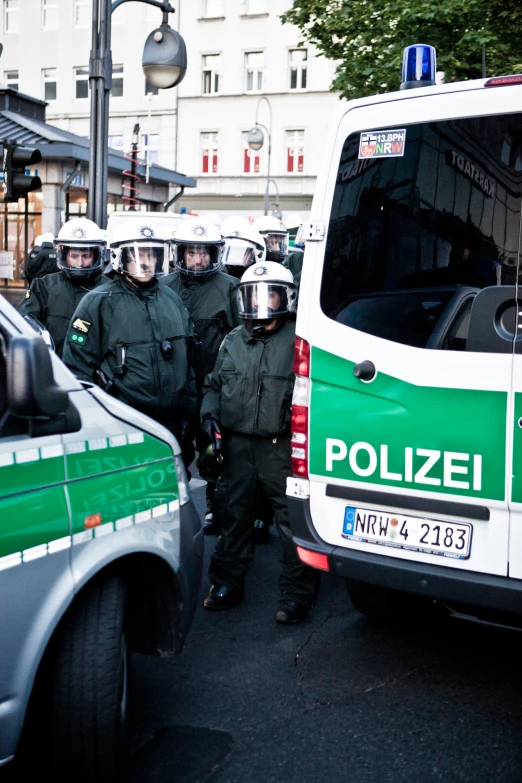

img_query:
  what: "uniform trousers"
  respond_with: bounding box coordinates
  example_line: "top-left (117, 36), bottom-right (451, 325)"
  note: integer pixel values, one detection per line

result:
top-left (209, 432), bottom-right (318, 607)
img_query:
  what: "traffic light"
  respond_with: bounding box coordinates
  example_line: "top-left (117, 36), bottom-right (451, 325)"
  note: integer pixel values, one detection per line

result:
top-left (2, 140), bottom-right (42, 203)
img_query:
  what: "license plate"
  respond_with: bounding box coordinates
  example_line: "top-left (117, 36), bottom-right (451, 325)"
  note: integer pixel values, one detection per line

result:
top-left (342, 505), bottom-right (472, 559)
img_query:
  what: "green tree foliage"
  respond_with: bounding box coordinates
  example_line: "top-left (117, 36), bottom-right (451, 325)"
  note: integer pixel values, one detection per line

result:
top-left (281, 0), bottom-right (522, 98)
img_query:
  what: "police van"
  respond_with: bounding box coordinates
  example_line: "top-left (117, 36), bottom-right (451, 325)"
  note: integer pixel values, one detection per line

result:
top-left (0, 295), bottom-right (202, 777)
top-left (287, 45), bottom-right (522, 623)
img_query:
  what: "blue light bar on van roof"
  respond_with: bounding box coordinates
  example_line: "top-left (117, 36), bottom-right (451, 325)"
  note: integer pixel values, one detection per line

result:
top-left (400, 44), bottom-right (437, 90)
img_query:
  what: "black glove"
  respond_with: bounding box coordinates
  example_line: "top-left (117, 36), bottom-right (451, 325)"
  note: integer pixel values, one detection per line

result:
top-left (202, 416), bottom-right (222, 454)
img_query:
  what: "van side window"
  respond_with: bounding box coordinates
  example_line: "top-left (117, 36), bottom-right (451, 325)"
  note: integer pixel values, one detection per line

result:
top-left (321, 114), bottom-right (522, 351)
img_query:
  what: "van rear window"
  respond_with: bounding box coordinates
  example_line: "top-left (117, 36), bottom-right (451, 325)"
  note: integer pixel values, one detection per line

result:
top-left (321, 114), bottom-right (522, 350)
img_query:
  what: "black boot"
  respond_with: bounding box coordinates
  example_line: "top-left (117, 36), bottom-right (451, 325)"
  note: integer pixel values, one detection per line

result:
top-left (204, 584), bottom-right (244, 610)
top-left (275, 599), bottom-right (309, 624)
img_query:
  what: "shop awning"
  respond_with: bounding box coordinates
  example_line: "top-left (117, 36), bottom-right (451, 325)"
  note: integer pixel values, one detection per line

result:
top-left (0, 109), bottom-right (196, 189)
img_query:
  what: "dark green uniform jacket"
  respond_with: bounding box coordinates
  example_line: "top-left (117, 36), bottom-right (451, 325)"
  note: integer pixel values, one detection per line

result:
top-left (62, 274), bottom-right (197, 419)
top-left (284, 247), bottom-right (304, 288)
top-left (162, 270), bottom-right (240, 380)
top-left (201, 319), bottom-right (295, 438)
top-left (24, 243), bottom-right (58, 286)
top-left (18, 270), bottom-right (103, 357)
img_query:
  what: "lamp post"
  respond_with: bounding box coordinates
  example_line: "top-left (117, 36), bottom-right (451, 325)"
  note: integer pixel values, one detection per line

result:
top-left (247, 96), bottom-right (272, 216)
top-left (267, 178), bottom-right (281, 219)
top-left (88, 0), bottom-right (187, 228)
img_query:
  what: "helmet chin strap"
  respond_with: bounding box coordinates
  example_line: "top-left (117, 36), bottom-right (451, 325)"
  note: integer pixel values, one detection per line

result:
top-left (246, 317), bottom-right (280, 336)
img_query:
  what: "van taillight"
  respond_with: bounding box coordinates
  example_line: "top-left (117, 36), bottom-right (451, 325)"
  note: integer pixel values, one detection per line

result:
top-left (291, 338), bottom-right (310, 478)
top-left (293, 336), bottom-right (310, 378)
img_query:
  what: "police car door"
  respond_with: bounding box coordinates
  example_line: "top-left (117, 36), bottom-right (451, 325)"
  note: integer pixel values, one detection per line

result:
top-left (305, 86), bottom-right (522, 577)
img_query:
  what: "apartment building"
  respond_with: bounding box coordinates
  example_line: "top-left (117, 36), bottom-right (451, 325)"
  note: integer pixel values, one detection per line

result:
top-left (0, 0), bottom-right (340, 221)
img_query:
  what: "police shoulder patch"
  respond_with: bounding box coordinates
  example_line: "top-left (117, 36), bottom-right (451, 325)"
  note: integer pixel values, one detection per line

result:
top-left (72, 317), bottom-right (91, 333)
top-left (69, 331), bottom-right (87, 347)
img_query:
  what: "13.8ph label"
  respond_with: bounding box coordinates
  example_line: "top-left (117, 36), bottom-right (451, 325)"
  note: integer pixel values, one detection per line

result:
top-left (359, 129), bottom-right (406, 159)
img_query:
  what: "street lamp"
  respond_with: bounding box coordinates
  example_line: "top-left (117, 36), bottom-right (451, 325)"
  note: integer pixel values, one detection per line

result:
top-left (142, 21), bottom-right (187, 88)
top-left (88, 0), bottom-right (187, 228)
top-left (247, 96), bottom-right (272, 216)
top-left (267, 178), bottom-right (281, 219)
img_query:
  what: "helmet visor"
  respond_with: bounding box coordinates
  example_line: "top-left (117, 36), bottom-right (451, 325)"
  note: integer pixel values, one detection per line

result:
top-left (173, 242), bottom-right (223, 276)
top-left (56, 243), bottom-right (104, 279)
top-left (263, 231), bottom-right (288, 261)
top-left (223, 240), bottom-right (257, 269)
top-left (238, 282), bottom-right (296, 320)
top-left (119, 243), bottom-right (167, 281)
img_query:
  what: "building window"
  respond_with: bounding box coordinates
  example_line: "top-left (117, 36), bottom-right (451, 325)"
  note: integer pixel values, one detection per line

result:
top-left (203, 0), bottom-right (223, 17)
top-left (245, 52), bottom-right (263, 93)
top-left (108, 135), bottom-right (124, 152)
top-left (43, 68), bottom-right (57, 101)
top-left (202, 54), bottom-right (220, 95)
top-left (145, 78), bottom-right (159, 96)
top-left (74, 0), bottom-right (89, 27)
top-left (286, 130), bottom-right (305, 173)
top-left (4, 0), bottom-right (19, 33)
top-left (289, 49), bottom-right (307, 91)
top-left (74, 66), bottom-right (89, 99)
top-left (111, 65), bottom-right (123, 97)
top-left (4, 70), bottom-right (18, 90)
top-left (42, 0), bottom-right (58, 30)
top-left (201, 132), bottom-right (218, 174)
top-left (142, 133), bottom-right (159, 165)
top-left (244, 0), bottom-right (266, 13)
top-left (242, 131), bottom-right (261, 174)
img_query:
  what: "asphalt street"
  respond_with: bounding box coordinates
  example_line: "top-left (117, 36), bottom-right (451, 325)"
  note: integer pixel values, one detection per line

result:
top-left (125, 475), bottom-right (522, 783)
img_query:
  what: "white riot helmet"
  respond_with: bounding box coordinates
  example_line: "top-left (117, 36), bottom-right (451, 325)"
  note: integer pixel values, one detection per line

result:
top-left (40, 232), bottom-right (54, 245)
top-left (54, 218), bottom-right (106, 281)
top-left (171, 217), bottom-right (224, 277)
top-left (251, 216), bottom-right (289, 262)
top-left (110, 220), bottom-right (169, 283)
top-left (223, 225), bottom-right (266, 279)
top-left (238, 261), bottom-right (297, 321)
top-left (220, 215), bottom-right (250, 238)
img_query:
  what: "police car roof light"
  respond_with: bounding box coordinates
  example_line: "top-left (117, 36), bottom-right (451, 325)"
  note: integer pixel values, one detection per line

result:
top-left (400, 44), bottom-right (436, 90)
top-left (484, 74), bottom-right (522, 87)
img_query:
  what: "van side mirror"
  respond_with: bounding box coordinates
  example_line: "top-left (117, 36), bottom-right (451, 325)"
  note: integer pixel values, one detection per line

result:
top-left (466, 286), bottom-right (518, 354)
top-left (7, 335), bottom-right (69, 417)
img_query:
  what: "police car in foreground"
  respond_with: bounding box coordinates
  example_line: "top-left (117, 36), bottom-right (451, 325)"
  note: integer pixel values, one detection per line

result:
top-left (288, 44), bottom-right (522, 626)
top-left (0, 295), bottom-right (202, 779)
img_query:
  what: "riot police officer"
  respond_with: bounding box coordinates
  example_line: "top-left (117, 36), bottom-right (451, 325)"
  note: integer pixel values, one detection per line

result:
top-left (252, 215), bottom-right (304, 286)
top-left (216, 222), bottom-right (274, 542)
top-left (201, 261), bottom-right (318, 624)
top-left (24, 232), bottom-right (57, 285)
top-left (18, 218), bottom-right (105, 357)
top-left (163, 216), bottom-right (241, 526)
top-left (251, 216), bottom-right (289, 262)
top-left (62, 219), bottom-right (197, 449)
top-left (222, 223), bottom-right (266, 279)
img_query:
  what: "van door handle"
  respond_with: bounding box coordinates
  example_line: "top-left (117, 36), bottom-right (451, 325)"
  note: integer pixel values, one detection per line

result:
top-left (353, 360), bottom-right (376, 381)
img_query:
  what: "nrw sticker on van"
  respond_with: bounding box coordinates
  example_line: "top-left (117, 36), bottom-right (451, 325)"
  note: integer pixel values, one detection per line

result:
top-left (359, 129), bottom-right (406, 159)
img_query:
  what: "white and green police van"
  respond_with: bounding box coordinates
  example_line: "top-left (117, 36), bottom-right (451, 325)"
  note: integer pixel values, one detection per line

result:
top-left (287, 45), bottom-right (522, 623)
top-left (0, 295), bottom-right (203, 778)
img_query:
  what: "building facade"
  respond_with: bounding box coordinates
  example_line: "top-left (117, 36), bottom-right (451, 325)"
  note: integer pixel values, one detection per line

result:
top-left (0, 0), bottom-right (340, 222)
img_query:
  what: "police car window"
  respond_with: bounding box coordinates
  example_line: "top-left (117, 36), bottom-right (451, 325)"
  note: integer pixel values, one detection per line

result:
top-left (321, 114), bottom-right (522, 351)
